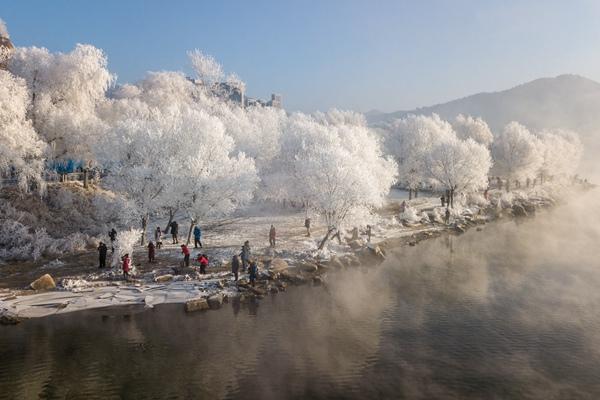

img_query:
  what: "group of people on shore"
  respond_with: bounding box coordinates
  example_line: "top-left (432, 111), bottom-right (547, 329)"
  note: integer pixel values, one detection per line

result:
top-left (96, 221), bottom-right (272, 285)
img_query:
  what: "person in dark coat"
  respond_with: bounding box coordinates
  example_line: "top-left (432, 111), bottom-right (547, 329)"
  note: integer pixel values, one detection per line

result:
top-left (440, 196), bottom-right (446, 207)
top-left (240, 241), bottom-right (251, 272)
top-left (108, 228), bottom-right (117, 253)
top-left (231, 254), bottom-right (240, 281)
top-left (181, 244), bottom-right (190, 267)
top-left (304, 217), bottom-right (311, 237)
top-left (193, 226), bottom-right (202, 248)
top-left (170, 221), bottom-right (179, 244)
top-left (445, 208), bottom-right (451, 225)
top-left (148, 241), bottom-right (156, 263)
top-left (269, 225), bottom-right (276, 247)
top-left (249, 260), bottom-right (258, 287)
top-left (97, 242), bottom-right (108, 268)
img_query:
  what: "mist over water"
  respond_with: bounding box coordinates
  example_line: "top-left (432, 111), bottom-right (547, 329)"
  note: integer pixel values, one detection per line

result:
top-left (2, 189), bottom-right (600, 399)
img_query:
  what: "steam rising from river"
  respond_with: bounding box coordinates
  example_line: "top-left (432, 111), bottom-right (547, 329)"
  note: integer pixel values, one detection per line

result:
top-left (3, 189), bottom-right (600, 398)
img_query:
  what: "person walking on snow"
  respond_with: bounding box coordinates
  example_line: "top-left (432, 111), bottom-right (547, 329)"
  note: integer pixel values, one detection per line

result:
top-left (240, 241), bottom-right (251, 272)
top-left (198, 254), bottom-right (209, 274)
top-left (147, 241), bottom-right (156, 263)
top-left (269, 225), bottom-right (276, 247)
top-left (445, 208), bottom-right (451, 225)
top-left (122, 254), bottom-right (131, 280)
top-left (193, 225), bottom-right (202, 248)
top-left (97, 242), bottom-right (107, 268)
top-left (154, 227), bottom-right (162, 248)
top-left (231, 254), bottom-right (240, 282)
top-left (108, 228), bottom-right (117, 253)
top-left (181, 244), bottom-right (190, 267)
top-left (170, 221), bottom-right (179, 244)
top-left (304, 217), bottom-right (311, 237)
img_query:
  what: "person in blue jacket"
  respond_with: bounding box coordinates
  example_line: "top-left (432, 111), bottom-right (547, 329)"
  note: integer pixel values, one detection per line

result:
top-left (193, 225), bottom-right (202, 248)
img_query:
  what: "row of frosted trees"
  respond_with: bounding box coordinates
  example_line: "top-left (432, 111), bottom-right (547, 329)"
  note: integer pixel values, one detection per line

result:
top-left (0, 23), bottom-right (583, 247)
top-left (380, 113), bottom-right (582, 204)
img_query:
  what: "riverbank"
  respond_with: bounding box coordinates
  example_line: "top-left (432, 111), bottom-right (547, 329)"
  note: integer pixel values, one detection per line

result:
top-left (0, 183), bottom-right (588, 324)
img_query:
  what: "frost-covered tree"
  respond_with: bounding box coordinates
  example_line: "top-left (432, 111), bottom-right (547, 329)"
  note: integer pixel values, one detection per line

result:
top-left (279, 110), bottom-right (397, 248)
top-left (453, 114), bottom-right (494, 147)
top-left (188, 49), bottom-right (224, 86)
top-left (426, 136), bottom-right (492, 207)
top-left (9, 44), bottom-right (114, 164)
top-left (382, 114), bottom-right (454, 198)
top-left (0, 70), bottom-right (46, 193)
top-left (536, 129), bottom-right (583, 182)
top-left (491, 122), bottom-right (543, 187)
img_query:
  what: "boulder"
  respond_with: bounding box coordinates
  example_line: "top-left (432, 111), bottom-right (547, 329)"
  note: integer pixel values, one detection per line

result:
top-left (185, 298), bottom-right (209, 312)
top-left (270, 258), bottom-right (289, 273)
top-left (30, 274), bottom-right (56, 291)
top-left (155, 274), bottom-right (173, 283)
top-left (207, 293), bottom-right (224, 309)
top-left (0, 312), bottom-right (21, 325)
top-left (300, 262), bottom-right (318, 273)
top-left (269, 286), bottom-right (279, 294)
top-left (313, 276), bottom-right (324, 286)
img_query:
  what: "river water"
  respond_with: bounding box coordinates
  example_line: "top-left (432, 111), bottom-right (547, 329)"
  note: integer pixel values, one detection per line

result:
top-left (2, 191), bottom-right (600, 399)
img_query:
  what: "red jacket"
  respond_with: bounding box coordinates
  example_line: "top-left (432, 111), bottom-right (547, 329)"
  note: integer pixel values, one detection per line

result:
top-left (199, 255), bottom-right (209, 267)
top-left (181, 246), bottom-right (190, 256)
top-left (122, 257), bottom-right (130, 272)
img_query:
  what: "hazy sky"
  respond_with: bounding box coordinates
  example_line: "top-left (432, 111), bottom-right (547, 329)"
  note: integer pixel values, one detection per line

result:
top-left (3, 0), bottom-right (600, 112)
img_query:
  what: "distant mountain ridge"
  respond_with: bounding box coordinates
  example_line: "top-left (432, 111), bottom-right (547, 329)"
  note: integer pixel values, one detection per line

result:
top-left (368, 74), bottom-right (600, 174)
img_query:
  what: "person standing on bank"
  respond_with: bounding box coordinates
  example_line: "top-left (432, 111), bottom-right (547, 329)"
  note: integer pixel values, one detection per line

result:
top-left (240, 241), bottom-right (251, 272)
top-left (98, 242), bottom-right (108, 268)
top-left (231, 254), bottom-right (240, 281)
top-left (193, 225), bottom-right (202, 249)
top-left (269, 225), bottom-right (276, 247)
top-left (108, 228), bottom-right (117, 253)
top-left (170, 221), bottom-right (179, 244)
top-left (181, 244), bottom-right (190, 267)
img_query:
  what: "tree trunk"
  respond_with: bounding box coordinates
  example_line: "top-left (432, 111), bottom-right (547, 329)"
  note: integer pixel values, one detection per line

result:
top-left (83, 169), bottom-right (89, 189)
top-left (317, 227), bottom-right (336, 251)
top-left (408, 188), bottom-right (413, 200)
top-left (140, 214), bottom-right (148, 246)
top-left (415, 188), bottom-right (418, 198)
top-left (450, 188), bottom-right (455, 208)
top-left (186, 219), bottom-right (196, 245)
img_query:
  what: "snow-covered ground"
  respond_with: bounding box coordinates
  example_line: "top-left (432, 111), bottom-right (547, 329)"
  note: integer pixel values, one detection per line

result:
top-left (0, 182), bottom-right (582, 322)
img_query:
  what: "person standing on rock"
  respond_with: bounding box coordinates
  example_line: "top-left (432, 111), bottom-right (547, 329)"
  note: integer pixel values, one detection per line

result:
top-left (445, 208), bottom-right (451, 225)
top-left (98, 242), bottom-right (108, 269)
top-left (122, 254), bottom-right (131, 280)
top-left (108, 228), bottom-right (117, 253)
top-left (249, 260), bottom-right (258, 287)
top-left (181, 244), bottom-right (190, 267)
top-left (170, 221), bottom-right (179, 244)
top-left (231, 254), bottom-right (240, 281)
top-left (193, 225), bottom-right (202, 249)
top-left (305, 217), bottom-right (311, 237)
top-left (241, 241), bottom-right (251, 272)
top-left (148, 241), bottom-right (156, 263)
top-left (269, 225), bottom-right (276, 247)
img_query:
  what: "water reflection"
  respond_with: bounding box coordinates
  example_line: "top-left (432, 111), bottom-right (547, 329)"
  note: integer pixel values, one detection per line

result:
top-left (1, 191), bottom-right (600, 399)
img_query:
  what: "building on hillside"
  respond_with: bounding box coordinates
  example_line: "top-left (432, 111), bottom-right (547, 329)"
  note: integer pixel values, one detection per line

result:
top-left (0, 34), bottom-right (14, 70)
